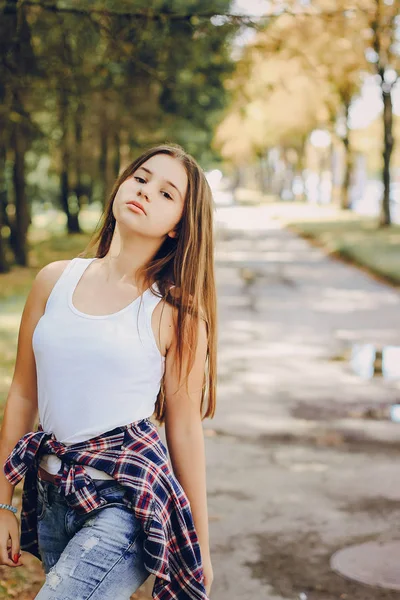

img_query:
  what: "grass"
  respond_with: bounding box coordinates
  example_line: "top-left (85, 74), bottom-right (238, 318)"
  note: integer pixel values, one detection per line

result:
top-left (270, 202), bottom-right (400, 288)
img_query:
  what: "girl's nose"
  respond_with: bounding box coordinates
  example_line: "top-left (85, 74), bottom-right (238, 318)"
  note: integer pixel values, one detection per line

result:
top-left (137, 187), bottom-right (149, 200)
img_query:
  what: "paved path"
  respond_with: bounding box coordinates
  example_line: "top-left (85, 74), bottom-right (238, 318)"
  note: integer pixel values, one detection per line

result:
top-left (202, 205), bottom-right (400, 600)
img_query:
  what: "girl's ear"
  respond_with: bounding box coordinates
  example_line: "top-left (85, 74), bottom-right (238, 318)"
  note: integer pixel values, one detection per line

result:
top-left (168, 230), bottom-right (178, 238)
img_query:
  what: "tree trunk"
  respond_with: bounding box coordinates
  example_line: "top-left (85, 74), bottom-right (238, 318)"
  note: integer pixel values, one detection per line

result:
top-left (99, 117), bottom-right (109, 207)
top-left (296, 137), bottom-right (307, 202)
top-left (276, 148), bottom-right (286, 199)
top-left (3, 0), bottom-right (34, 265)
top-left (280, 148), bottom-right (295, 200)
top-left (74, 100), bottom-right (85, 213)
top-left (265, 150), bottom-right (275, 195)
top-left (59, 87), bottom-right (81, 234)
top-left (0, 71), bottom-right (9, 272)
top-left (341, 100), bottom-right (353, 210)
top-left (0, 144), bottom-right (9, 273)
top-left (257, 151), bottom-right (268, 195)
top-left (113, 130), bottom-right (121, 179)
top-left (380, 87), bottom-right (393, 226)
top-left (230, 166), bottom-right (241, 193)
top-left (11, 113), bottom-right (29, 265)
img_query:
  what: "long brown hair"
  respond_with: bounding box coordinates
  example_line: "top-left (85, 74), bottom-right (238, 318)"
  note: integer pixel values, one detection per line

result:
top-left (81, 143), bottom-right (217, 425)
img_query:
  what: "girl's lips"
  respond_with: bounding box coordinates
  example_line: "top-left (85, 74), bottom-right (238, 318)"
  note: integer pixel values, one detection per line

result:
top-left (126, 201), bottom-right (146, 215)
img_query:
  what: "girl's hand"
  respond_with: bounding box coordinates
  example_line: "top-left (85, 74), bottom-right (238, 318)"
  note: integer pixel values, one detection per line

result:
top-left (201, 552), bottom-right (214, 596)
top-left (0, 510), bottom-right (23, 567)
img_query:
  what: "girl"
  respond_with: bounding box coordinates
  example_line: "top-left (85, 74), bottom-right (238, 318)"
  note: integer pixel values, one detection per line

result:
top-left (0, 143), bottom-right (216, 599)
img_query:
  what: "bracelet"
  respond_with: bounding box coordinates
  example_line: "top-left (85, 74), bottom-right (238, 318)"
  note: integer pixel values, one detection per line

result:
top-left (0, 503), bottom-right (17, 514)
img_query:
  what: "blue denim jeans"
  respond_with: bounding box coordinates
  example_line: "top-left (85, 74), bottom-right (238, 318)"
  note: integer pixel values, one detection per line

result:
top-left (34, 474), bottom-right (150, 599)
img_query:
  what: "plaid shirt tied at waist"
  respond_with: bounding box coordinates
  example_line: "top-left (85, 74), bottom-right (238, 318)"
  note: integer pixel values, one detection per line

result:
top-left (3, 417), bottom-right (208, 600)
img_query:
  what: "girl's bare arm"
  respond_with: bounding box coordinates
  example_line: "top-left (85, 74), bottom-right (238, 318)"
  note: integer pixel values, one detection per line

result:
top-left (163, 314), bottom-right (210, 555)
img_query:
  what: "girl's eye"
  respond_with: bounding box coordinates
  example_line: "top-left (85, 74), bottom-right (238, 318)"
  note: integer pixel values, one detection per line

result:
top-left (134, 176), bottom-right (173, 200)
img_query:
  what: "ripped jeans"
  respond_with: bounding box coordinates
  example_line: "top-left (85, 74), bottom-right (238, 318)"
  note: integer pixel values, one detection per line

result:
top-left (34, 475), bottom-right (150, 600)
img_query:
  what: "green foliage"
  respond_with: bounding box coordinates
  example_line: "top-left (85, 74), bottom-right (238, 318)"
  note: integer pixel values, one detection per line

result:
top-left (1, 0), bottom-right (239, 210)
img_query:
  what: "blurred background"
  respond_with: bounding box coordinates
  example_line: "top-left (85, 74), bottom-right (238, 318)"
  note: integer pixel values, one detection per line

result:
top-left (1, 0), bottom-right (400, 598)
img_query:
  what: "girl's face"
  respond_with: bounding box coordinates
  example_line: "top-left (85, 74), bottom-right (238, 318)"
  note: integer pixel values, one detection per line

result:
top-left (113, 154), bottom-right (188, 240)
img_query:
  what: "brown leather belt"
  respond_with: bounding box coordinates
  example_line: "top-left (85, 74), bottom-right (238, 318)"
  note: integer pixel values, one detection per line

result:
top-left (37, 465), bottom-right (111, 485)
top-left (37, 465), bottom-right (62, 485)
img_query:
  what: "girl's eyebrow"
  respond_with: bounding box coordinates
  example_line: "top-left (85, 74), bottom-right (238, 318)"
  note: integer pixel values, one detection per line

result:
top-left (137, 166), bottom-right (183, 200)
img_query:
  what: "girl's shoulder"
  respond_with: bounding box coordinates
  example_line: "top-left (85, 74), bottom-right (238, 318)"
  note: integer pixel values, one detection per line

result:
top-left (35, 259), bottom-right (72, 286)
top-left (33, 259), bottom-right (74, 304)
top-left (39, 259), bottom-right (72, 275)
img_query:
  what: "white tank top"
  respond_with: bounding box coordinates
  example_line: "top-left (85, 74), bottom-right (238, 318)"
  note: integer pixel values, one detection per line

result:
top-left (33, 257), bottom-right (166, 479)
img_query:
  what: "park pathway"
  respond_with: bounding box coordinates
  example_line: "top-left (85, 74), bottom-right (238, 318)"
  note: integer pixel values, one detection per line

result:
top-left (203, 204), bottom-right (400, 600)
